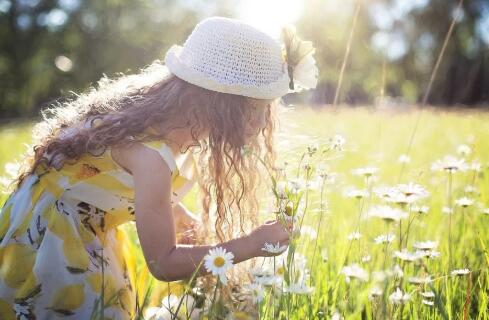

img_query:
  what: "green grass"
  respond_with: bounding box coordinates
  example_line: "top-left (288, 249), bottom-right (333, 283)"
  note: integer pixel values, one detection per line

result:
top-left (1, 107), bottom-right (488, 319)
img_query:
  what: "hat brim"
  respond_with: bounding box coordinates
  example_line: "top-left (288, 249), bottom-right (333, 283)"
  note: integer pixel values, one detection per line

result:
top-left (164, 44), bottom-right (290, 99)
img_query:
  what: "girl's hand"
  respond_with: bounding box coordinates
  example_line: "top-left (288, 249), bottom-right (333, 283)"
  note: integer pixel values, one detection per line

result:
top-left (248, 220), bottom-right (291, 257)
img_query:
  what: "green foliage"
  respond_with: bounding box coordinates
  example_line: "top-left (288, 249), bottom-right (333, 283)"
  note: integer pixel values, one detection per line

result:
top-left (1, 107), bottom-right (489, 318)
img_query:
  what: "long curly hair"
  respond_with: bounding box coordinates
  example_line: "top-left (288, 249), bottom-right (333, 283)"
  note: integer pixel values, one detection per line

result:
top-left (11, 59), bottom-right (282, 244)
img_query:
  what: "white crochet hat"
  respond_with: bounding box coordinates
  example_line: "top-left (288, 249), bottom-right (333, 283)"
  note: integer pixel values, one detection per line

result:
top-left (164, 16), bottom-right (318, 99)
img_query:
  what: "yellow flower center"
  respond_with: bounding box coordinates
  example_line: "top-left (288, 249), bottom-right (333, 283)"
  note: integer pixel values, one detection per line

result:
top-left (277, 266), bottom-right (285, 276)
top-left (285, 204), bottom-right (293, 216)
top-left (213, 257), bottom-right (225, 267)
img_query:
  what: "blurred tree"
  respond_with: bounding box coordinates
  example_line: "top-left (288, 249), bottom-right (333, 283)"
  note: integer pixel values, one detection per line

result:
top-left (0, 0), bottom-right (233, 118)
top-left (294, 0), bottom-right (488, 107)
top-left (406, 0), bottom-right (489, 105)
top-left (0, 0), bottom-right (488, 119)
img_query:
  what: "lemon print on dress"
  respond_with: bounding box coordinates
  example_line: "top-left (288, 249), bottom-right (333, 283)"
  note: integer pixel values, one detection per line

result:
top-left (48, 283), bottom-right (85, 315)
top-left (41, 203), bottom-right (76, 240)
top-left (0, 298), bottom-right (16, 319)
top-left (63, 237), bottom-right (90, 273)
top-left (14, 271), bottom-right (41, 301)
top-left (87, 272), bottom-right (128, 310)
top-left (0, 243), bottom-right (36, 289)
top-left (87, 273), bottom-right (118, 296)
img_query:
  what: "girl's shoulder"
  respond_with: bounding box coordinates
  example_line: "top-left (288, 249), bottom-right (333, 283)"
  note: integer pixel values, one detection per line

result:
top-left (110, 138), bottom-right (179, 178)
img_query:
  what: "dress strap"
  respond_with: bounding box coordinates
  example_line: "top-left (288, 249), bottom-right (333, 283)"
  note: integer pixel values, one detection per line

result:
top-left (139, 140), bottom-right (179, 178)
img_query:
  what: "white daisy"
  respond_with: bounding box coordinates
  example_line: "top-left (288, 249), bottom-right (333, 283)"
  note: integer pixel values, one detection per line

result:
top-left (369, 286), bottom-right (383, 300)
top-left (464, 185), bottom-right (478, 194)
top-left (288, 177), bottom-right (306, 193)
top-left (373, 186), bottom-right (396, 200)
top-left (262, 242), bottom-right (288, 254)
top-left (396, 182), bottom-right (429, 199)
top-left (412, 205), bottom-right (429, 214)
top-left (250, 264), bottom-right (273, 278)
top-left (383, 185), bottom-right (428, 205)
top-left (425, 250), bottom-right (441, 259)
top-left (372, 265), bottom-right (404, 282)
top-left (456, 144), bottom-right (471, 156)
top-left (389, 287), bottom-right (411, 304)
top-left (374, 233), bottom-right (396, 244)
top-left (420, 291), bottom-right (435, 298)
top-left (393, 249), bottom-right (424, 262)
top-left (367, 205), bottom-right (408, 222)
top-left (352, 166), bottom-right (379, 178)
top-left (408, 276), bottom-right (432, 284)
top-left (431, 155), bottom-right (468, 173)
top-left (245, 283), bottom-right (265, 303)
top-left (283, 282), bottom-right (314, 295)
top-left (347, 231), bottom-right (362, 241)
top-left (361, 255), bottom-right (371, 263)
top-left (392, 264), bottom-right (404, 278)
top-left (145, 294), bottom-right (201, 320)
top-left (343, 187), bottom-right (369, 199)
top-left (204, 247), bottom-right (234, 285)
top-left (320, 248), bottom-right (329, 262)
top-left (274, 263), bottom-right (287, 279)
top-left (250, 260), bottom-right (284, 286)
top-left (413, 241), bottom-right (438, 251)
top-left (329, 134), bottom-right (346, 151)
top-left (254, 275), bottom-right (282, 286)
top-left (422, 299), bottom-right (434, 306)
top-left (398, 154), bottom-right (411, 164)
top-left (331, 311), bottom-right (342, 320)
top-left (451, 268), bottom-right (470, 276)
top-left (275, 181), bottom-right (288, 199)
top-left (455, 197), bottom-right (474, 208)
top-left (341, 263), bottom-right (369, 282)
top-left (469, 161), bottom-right (481, 172)
top-left (442, 206), bottom-right (454, 214)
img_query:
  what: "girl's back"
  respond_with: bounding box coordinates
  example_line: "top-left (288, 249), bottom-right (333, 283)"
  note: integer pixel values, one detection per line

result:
top-left (0, 128), bottom-right (195, 319)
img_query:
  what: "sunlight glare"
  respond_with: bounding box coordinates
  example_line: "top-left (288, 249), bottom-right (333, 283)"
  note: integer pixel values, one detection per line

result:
top-left (236, 0), bottom-right (304, 38)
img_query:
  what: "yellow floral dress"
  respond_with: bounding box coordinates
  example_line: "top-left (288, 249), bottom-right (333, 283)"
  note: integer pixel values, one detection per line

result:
top-left (0, 135), bottom-right (197, 319)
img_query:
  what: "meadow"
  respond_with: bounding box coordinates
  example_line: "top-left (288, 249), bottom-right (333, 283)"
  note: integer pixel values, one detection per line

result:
top-left (1, 106), bottom-right (488, 319)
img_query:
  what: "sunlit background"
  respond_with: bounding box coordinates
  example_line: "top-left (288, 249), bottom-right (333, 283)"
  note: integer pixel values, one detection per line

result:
top-left (1, 2), bottom-right (489, 318)
top-left (0, 0), bottom-right (488, 119)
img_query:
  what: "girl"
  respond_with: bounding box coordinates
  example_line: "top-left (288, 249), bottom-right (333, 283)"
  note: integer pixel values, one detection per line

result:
top-left (0, 16), bottom-right (318, 319)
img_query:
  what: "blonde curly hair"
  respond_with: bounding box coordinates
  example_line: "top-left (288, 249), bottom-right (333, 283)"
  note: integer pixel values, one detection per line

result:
top-left (11, 59), bottom-right (282, 244)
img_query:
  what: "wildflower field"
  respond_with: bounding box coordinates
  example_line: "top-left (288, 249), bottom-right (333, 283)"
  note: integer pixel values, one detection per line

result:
top-left (1, 106), bottom-right (489, 319)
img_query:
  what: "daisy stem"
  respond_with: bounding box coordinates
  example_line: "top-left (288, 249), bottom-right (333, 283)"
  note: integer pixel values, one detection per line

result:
top-left (399, 220), bottom-right (403, 251)
top-left (297, 167), bottom-right (312, 231)
top-left (310, 177), bottom-right (326, 283)
top-left (403, 205), bottom-right (415, 248)
top-left (290, 167), bottom-right (311, 281)
top-left (173, 259), bottom-right (204, 319)
top-left (447, 171), bottom-right (453, 272)
top-left (296, 152), bottom-right (306, 179)
top-left (210, 280), bottom-right (220, 318)
top-left (273, 257), bottom-right (276, 319)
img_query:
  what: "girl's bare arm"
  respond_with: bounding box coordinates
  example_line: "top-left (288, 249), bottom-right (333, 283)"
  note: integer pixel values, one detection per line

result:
top-left (115, 143), bottom-right (289, 282)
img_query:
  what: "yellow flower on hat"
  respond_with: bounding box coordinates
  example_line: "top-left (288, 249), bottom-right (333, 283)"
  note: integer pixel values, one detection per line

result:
top-left (281, 24), bottom-right (319, 92)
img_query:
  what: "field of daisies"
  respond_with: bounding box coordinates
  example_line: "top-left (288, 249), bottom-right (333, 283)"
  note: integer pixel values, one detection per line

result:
top-left (1, 106), bottom-right (489, 319)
